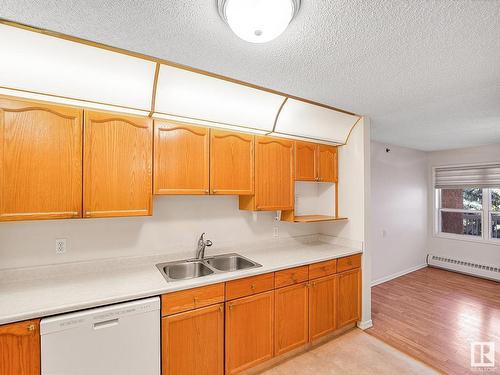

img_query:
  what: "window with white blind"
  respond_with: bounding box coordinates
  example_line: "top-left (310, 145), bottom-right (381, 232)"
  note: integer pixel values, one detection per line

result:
top-left (434, 163), bottom-right (500, 243)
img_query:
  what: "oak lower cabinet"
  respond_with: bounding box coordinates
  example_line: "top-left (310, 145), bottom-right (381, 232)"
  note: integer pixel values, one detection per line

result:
top-left (83, 110), bottom-right (152, 218)
top-left (239, 136), bottom-right (294, 211)
top-left (154, 121), bottom-right (209, 195)
top-left (309, 275), bottom-right (337, 341)
top-left (275, 282), bottom-right (309, 356)
top-left (0, 97), bottom-right (83, 221)
top-left (337, 268), bottom-right (361, 328)
top-left (210, 129), bottom-right (254, 195)
top-left (225, 291), bottom-right (274, 374)
top-left (162, 304), bottom-right (224, 375)
top-left (0, 320), bottom-right (40, 375)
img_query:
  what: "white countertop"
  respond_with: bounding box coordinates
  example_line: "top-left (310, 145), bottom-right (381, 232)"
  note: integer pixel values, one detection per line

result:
top-left (0, 236), bottom-right (362, 325)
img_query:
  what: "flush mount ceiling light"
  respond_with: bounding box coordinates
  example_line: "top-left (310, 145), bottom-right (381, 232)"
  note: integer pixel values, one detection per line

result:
top-left (217, 0), bottom-right (301, 43)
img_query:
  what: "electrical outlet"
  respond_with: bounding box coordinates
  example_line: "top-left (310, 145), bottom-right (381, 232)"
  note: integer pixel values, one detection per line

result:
top-left (55, 238), bottom-right (67, 254)
top-left (273, 226), bottom-right (279, 238)
top-left (272, 210), bottom-right (280, 238)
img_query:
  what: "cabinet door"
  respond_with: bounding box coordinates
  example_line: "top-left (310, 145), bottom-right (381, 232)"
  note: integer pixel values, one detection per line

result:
top-left (154, 121), bottom-right (209, 195)
top-left (0, 320), bottom-right (40, 375)
top-left (162, 304), bottom-right (224, 375)
top-left (309, 275), bottom-right (337, 341)
top-left (318, 145), bottom-right (337, 183)
top-left (226, 291), bottom-right (274, 374)
top-left (275, 282), bottom-right (309, 356)
top-left (337, 268), bottom-right (361, 328)
top-left (84, 110), bottom-right (152, 217)
top-left (295, 141), bottom-right (317, 181)
top-left (210, 129), bottom-right (254, 195)
top-left (0, 98), bottom-right (82, 221)
top-left (254, 136), bottom-right (294, 210)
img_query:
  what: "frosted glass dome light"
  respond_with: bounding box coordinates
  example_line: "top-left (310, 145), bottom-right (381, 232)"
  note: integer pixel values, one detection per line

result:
top-left (218, 0), bottom-right (301, 43)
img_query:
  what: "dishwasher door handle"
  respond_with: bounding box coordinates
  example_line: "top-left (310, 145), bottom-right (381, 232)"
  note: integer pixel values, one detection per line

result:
top-left (93, 318), bottom-right (119, 330)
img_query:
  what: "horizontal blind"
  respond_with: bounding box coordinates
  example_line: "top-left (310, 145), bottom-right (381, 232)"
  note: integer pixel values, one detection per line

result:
top-left (435, 164), bottom-right (500, 189)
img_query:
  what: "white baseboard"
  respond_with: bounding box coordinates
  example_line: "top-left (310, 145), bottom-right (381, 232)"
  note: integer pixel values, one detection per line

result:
top-left (371, 263), bottom-right (427, 287)
top-left (357, 319), bottom-right (373, 330)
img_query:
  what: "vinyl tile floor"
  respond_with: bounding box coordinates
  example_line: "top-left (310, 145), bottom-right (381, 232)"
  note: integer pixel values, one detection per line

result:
top-left (261, 329), bottom-right (438, 375)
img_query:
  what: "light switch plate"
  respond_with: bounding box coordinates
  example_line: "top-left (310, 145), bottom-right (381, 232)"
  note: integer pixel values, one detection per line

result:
top-left (55, 238), bottom-right (67, 254)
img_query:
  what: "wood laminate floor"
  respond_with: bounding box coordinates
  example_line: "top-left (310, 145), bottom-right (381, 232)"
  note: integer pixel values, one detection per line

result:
top-left (367, 267), bottom-right (500, 374)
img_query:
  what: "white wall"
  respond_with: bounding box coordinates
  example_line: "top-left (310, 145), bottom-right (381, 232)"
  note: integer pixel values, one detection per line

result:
top-left (427, 143), bottom-right (500, 265)
top-left (320, 121), bottom-right (368, 244)
top-left (370, 142), bottom-right (428, 285)
top-left (0, 196), bottom-right (318, 270)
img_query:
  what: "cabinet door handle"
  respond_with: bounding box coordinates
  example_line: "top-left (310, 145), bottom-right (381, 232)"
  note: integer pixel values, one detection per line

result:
top-left (27, 324), bottom-right (35, 332)
top-left (205, 189), bottom-right (209, 194)
top-left (212, 189), bottom-right (217, 193)
top-left (250, 284), bottom-right (256, 291)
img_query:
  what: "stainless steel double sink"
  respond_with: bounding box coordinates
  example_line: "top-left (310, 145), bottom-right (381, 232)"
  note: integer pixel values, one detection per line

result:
top-left (156, 253), bottom-right (262, 282)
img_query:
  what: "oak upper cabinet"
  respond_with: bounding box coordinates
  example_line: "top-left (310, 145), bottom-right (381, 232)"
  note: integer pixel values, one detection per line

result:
top-left (239, 136), bottom-right (293, 211)
top-left (0, 320), bottom-right (40, 375)
top-left (337, 268), bottom-right (361, 328)
top-left (83, 110), bottom-right (152, 218)
top-left (210, 129), bottom-right (254, 195)
top-left (275, 282), bottom-right (309, 356)
top-left (0, 98), bottom-right (82, 221)
top-left (318, 145), bottom-right (338, 183)
top-left (162, 304), bottom-right (224, 375)
top-left (309, 275), bottom-right (337, 341)
top-left (295, 142), bottom-right (338, 183)
top-left (295, 141), bottom-right (317, 181)
top-left (154, 121), bottom-right (209, 195)
top-left (225, 291), bottom-right (274, 374)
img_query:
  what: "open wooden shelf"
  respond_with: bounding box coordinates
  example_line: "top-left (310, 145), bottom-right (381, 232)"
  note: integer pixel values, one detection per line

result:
top-left (292, 215), bottom-right (348, 223)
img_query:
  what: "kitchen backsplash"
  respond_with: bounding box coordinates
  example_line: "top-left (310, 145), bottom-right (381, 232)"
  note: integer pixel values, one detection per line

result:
top-left (0, 195), bottom-right (319, 270)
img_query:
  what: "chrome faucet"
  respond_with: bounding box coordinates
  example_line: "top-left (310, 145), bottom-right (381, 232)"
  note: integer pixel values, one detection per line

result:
top-left (196, 233), bottom-right (213, 260)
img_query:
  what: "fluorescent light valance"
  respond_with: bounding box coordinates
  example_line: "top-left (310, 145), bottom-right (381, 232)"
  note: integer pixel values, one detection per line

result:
top-left (0, 23), bottom-right (156, 113)
top-left (154, 64), bottom-right (285, 132)
top-left (0, 22), bottom-right (362, 143)
top-left (274, 99), bottom-right (359, 144)
top-left (435, 164), bottom-right (500, 189)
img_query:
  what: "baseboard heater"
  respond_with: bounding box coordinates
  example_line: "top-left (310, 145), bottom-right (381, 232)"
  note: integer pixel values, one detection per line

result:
top-left (427, 254), bottom-right (500, 282)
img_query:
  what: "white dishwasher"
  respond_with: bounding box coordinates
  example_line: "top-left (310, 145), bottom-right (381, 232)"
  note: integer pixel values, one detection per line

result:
top-left (41, 297), bottom-right (160, 375)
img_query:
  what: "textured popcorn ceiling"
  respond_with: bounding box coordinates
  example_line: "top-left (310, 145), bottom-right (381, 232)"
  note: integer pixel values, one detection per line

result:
top-left (1, 0), bottom-right (499, 151)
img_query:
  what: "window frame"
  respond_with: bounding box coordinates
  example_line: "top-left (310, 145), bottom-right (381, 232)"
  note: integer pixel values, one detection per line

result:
top-left (434, 187), bottom-right (500, 245)
top-left (488, 188), bottom-right (500, 242)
